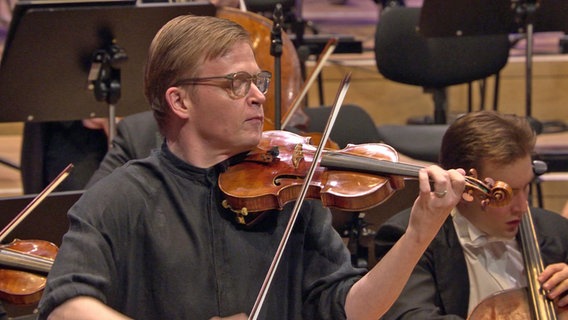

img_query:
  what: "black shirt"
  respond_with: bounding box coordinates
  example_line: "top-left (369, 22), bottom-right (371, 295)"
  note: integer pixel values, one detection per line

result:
top-left (38, 143), bottom-right (364, 319)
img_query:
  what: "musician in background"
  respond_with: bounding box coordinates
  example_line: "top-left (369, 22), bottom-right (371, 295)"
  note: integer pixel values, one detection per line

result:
top-left (84, 110), bottom-right (160, 187)
top-left (375, 110), bottom-right (568, 319)
top-left (37, 14), bottom-right (466, 319)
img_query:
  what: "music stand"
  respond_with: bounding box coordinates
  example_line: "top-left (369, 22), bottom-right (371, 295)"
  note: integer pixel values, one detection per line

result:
top-left (0, 0), bottom-right (216, 143)
top-left (418, 0), bottom-right (568, 119)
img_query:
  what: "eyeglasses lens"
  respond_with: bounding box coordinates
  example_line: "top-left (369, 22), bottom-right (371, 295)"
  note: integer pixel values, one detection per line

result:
top-left (231, 71), bottom-right (271, 97)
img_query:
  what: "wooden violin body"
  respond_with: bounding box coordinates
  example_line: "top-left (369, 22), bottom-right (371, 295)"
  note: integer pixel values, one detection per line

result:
top-left (0, 239), bottom-right (56, 305)
top-left (219, 130), bottom-right (404, 225)
top-left (0, 164), bottom-right (70, 305)
top-left (219, 130), bottom-right (512, 226)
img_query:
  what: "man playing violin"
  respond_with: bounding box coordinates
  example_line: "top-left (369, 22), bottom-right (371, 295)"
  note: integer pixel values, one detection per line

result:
top-left (37, 14), bottom-right (465, 320)
top-left (375, 110), bottom-right (568, 319)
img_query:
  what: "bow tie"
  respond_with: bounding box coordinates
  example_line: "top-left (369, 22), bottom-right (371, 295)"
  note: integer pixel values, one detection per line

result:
top-left (462, 235), bottom-right (516, 250)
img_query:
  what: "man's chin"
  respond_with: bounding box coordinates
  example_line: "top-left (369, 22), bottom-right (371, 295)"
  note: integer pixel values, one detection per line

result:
top-left (240, 131), bottom-right (262, 149)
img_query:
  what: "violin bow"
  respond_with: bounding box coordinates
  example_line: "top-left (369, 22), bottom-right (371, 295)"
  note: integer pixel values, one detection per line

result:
top-left (248, 72), bottom-right (352, 320)
top-left (238, 0), bottom-right (247, 11)
top-left (0, 163), bottom-right (74, 243)
top-left (281, 37), bottom-right (338, 129)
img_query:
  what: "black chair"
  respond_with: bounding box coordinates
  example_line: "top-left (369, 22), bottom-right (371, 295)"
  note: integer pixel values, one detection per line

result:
top-left (245, 0), bottom-right (295, 14)
top-left (303, 104), bottom-right (381, 148)
top-left (244, 0), bottom-right (311, 44)
top-left (375, 124), bottom-right (447, 163)
top-left (374, 6), bottom-right (511, 124)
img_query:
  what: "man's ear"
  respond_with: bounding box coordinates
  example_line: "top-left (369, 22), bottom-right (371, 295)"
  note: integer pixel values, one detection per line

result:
top-left (165, 86), bottom-right (190, 119)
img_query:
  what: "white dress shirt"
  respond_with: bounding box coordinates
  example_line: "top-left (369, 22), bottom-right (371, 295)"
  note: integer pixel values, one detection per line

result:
top-left (452, 209), bottom-right (526, 315)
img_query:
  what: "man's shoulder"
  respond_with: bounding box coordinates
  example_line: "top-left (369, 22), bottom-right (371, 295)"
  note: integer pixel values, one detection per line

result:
top-left (90, 154), bottom-right (162, 193)
top-left (531, 206), bottom-right (568, 230)
top-left (119, 111), bottom-right (156, 129)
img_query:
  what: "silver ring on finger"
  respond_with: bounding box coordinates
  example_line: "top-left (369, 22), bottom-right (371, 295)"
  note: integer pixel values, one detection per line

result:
top-left (434, 190), bottom-right (447, 198)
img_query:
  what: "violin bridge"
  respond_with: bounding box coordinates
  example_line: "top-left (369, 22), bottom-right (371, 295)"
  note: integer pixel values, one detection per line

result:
top-left (292, 144), bottom-right (304, 168)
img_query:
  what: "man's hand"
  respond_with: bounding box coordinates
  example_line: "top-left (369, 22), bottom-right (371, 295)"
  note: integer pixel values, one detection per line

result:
top-left (82, 117), bottom-right (122, 137)
top-left (540, 263), bottom-right (568, 308)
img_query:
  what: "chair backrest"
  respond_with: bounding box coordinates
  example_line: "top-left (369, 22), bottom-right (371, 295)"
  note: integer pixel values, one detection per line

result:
top-left (303, 104), bottom-right (381, 148)
top-left (374, 7), bottom-right (511, 88)
top-left (376, 124), bottom-right (448, 163)
top-left (245, 0), bottom-right (296, 15)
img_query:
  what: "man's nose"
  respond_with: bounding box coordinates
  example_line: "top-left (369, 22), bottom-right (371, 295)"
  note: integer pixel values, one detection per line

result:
top-left (510, 191), bottom-right (529, 213)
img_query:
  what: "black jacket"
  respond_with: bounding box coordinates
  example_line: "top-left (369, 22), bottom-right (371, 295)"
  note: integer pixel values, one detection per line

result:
top-left (374, 207), bottom-right (568, 319)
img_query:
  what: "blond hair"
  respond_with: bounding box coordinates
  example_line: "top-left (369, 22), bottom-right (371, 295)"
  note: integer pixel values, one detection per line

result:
top-left (144, 15), bottom-right (250, 133)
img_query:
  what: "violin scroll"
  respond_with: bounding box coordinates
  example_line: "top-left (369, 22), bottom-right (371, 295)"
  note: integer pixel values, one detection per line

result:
top-left (462, 169), bottom-right (513, 208)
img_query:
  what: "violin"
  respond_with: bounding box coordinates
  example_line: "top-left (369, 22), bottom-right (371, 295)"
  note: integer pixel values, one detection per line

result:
top-left (219, 130), bottom-right (513, 226)
top-left (0, 164), bottom-right (72, 305)
top-left (0, 239), bottom-right (56, 305)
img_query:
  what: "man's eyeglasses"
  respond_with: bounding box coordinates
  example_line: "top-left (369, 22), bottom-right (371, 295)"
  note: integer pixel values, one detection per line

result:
top-left (174, 70), bottom-right (272, 99)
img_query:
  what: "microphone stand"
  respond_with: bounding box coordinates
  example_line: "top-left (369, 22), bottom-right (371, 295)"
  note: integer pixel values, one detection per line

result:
top-left (271, 4), bottom-right (284, 130)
